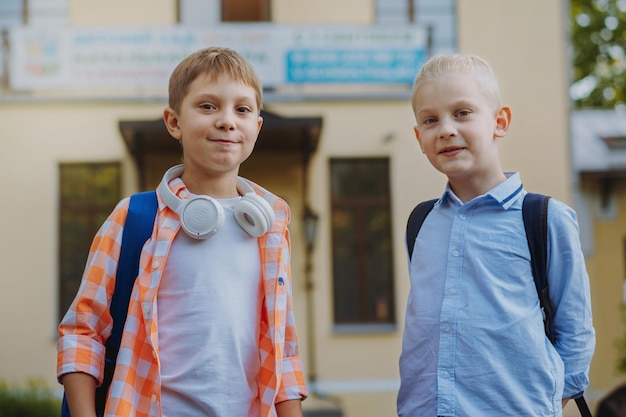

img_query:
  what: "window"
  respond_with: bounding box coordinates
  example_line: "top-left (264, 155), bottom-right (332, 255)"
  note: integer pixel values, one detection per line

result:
top-left (222, 0), bottom-right (269, 22)
top-left (376, 0), bottom-right (457, 53)
top-left (330, 158), bottom-right (395, 327)
top-left (178, 0), bottom-right (269, 25)
top-left (0, 0), bottom-right (68, 26)
top-left (179, 0), bottom-right (220, 25)
top-left (623, 237), bottom-right (626, 303)
top-left (0, 0), bottom-right (23, 89)
top-left (58, 163), bottom-right (121, 321)
top-left (376, 0), bottom-right (412, 25)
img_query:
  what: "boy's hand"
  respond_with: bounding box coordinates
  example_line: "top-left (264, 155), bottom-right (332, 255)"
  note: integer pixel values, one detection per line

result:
top-left (562, 397), bottom-right (570, 408)
top-left (275, 399), bottom-right (303, 417)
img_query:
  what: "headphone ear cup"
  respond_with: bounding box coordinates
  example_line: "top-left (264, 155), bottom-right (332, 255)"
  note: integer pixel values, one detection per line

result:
top-left (179, 196), bottom-right (225, 239)
top-left (234, 194), bottom-right (275, 237)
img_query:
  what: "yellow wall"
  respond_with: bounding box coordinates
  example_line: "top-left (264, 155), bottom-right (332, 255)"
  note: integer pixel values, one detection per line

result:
top-left (457, 0), bottom-right (572, 203)
top-left (69, 0), bottom-right (176, 26)
top-left (0, 102), bottom-right (162, 383)
top-left (582, 179), bottom-right (626, 393)
top-left (272, 0), bottom-right (373, 24)
top-left (1, 1), bottom-right (615, 417)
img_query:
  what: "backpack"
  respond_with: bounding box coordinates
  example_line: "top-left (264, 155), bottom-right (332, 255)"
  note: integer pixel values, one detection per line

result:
top-left (405, 193), bottom-right (592, 417)
top-left (60, 191), bottom-right (158, 417)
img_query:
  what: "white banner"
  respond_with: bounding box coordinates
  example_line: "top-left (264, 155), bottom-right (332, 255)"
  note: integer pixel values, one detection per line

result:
top-left (9, 24), bottom-right (427, 90)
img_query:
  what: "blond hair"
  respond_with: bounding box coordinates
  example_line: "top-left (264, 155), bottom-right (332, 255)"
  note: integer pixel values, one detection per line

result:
top-left (168, 47), bottom-right (263, 113)
top-left (411, 53), bottom-right (502, 112)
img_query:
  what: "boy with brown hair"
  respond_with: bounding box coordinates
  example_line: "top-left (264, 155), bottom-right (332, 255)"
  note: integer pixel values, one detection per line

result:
top-left (397, 53), bottom-right (595, 416)
top-left (58, 47), bottom-right (307, 417)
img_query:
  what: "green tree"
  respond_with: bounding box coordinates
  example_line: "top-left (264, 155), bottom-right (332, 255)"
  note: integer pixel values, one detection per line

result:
top-left (570, 0), bottom-right (626, 108)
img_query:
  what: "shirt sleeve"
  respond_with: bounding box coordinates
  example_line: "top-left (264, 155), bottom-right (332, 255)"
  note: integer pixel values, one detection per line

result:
top-left (274, 211), bottom-right (308, 403)
top-left (546, 198), bottom-right (596, 398)
top-left (56, 198), bottom-right (129, 385)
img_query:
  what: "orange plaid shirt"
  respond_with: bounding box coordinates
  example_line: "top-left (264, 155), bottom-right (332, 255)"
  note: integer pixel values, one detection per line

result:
top-left (58, 177), bottom-right (308, 417)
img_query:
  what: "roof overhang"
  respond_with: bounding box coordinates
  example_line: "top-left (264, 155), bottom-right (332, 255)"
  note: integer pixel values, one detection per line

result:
top-left (571, 109), bottom-right (626, 179)
top-left (119, 109), bottom-right (323, 159)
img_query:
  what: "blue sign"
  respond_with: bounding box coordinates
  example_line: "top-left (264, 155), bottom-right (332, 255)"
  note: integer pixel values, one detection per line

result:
top-left (286, 48), bottom-right (426, 84)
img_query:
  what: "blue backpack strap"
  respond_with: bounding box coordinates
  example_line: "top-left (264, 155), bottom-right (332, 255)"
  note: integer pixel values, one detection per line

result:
top-left (107, 190), bottom-right (158, 353)
top-left (96, 190), bottom-right (158, 415)
top-left (405, 199), bottom-right (438, 262)
top-left (62, 190), bottom-right (157, 417)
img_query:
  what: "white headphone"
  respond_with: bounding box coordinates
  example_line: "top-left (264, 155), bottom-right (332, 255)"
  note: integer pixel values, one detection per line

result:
top-left (158, 165), bottom-right (275, 239)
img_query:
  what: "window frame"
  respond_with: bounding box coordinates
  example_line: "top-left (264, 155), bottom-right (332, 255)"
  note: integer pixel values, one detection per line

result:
top-left (329, 157), bottom-right (396, 332)
top-left (58, 162), bottom-right (121, 322)
top-left (221, 0), bottom-right (270, 22)
top-left (177, 0), bottom-right (270, 24)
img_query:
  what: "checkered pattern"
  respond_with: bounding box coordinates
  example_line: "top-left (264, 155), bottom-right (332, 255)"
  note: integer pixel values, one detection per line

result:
top-left (58, 177), bottom-right (307, 417)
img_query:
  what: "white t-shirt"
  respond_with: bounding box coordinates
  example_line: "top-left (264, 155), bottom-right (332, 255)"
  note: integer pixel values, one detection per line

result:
top-left (157, 197), bottom-right (263, 417)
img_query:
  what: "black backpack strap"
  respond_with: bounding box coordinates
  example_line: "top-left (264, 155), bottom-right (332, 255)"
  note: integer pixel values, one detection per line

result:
top-left (575, 396), bottom-right (593, 417)
top-left (522, 193), bottom-right (553, 342)
top-left (96, 191), bottom-right (158, 416)
top-left (523, 193), bottom-right (592, 417)
top-left (406, 199), bottom-right (438, 262)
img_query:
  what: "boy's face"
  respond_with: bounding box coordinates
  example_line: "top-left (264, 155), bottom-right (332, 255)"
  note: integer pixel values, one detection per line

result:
top-left (163, 73), bottom-right (263, 180)
top-left (412, 72), bottom-right (510, 184)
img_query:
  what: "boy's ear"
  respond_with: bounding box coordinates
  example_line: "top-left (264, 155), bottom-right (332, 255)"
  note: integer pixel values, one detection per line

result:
top-left (494, 106), bottom-right (512, 138)
top-left (163, 107), bottom-right (182, 140)
top-left (414, 125), bottom-right (425, 153)
top-left (257, 115), bottom-right (263, 135)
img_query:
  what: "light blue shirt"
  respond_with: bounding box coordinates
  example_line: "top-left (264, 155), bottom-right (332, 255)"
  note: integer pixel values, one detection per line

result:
top-left (397, 173), bottom-right (595, 417)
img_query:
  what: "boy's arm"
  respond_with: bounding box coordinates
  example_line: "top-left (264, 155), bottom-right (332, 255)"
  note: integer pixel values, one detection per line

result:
top-left (57, 199), bottom-right (129, 385)
top-left (546, 199), bottom-right (596, 398)
top-left (276, 399), bottom-right (304, 417)
top-left (61, 373), bottom-right (98, 417)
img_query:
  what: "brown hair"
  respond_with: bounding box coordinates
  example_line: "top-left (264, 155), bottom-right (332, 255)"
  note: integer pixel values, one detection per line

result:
top-left (168, 47), bottom-right (263, 113)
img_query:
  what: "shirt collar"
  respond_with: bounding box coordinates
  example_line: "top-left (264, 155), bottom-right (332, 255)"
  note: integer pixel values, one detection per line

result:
top-left (441, 172), bottom-right (524, 210)
top-left (170, 177), bottom-right (189, 198)
top-left (156, 176), bottom-right (189, 212)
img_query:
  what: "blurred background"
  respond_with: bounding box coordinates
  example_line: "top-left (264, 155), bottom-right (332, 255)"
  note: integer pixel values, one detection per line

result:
top-left (0, 0), bottom-right (625, 416)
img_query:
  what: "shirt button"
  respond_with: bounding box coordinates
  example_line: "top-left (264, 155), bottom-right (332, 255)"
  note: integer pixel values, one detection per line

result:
top-left (143, 305), bottom-right (150, 315)
top-left (451, 250), bottom-right (459, 257)
top-left (443, 324), bottom-right (452, 333)
top-left (449, 288), bottom-right (457, 295)
top-left (151, 394), bottom-right (157, 403)
top-left (459, 214), bottom-right (467, 220)
top-left (152, 260), bottom-right (160, 269)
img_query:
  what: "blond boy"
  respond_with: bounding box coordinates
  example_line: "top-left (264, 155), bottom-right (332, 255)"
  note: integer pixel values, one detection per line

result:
top-left (398, 54), bottom-right (595, 417)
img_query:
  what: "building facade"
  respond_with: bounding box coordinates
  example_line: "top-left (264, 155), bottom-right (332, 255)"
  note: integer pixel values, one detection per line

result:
top-left (1, 1), bottom-right (623, 416)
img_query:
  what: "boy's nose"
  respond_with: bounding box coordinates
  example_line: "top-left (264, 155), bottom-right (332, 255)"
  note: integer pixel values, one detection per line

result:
top-left (216, 112), bottom-right (236, 130)
top-left (438, 119), bottom-right (457, 139)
